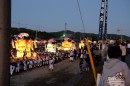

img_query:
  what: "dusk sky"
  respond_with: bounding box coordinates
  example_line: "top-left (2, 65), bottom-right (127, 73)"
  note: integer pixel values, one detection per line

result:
top-left (11, 0), bottom-right (130, 36)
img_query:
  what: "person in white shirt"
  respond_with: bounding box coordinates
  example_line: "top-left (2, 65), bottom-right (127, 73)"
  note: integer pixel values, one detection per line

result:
top-left (49, 57), bottom-right (54, 71)
top-left (69, 50), bottom-right (74, 62)
top-left (120, 42), bottom-right (127, 62)
top-left (127, 41), bottom-right (130, 54)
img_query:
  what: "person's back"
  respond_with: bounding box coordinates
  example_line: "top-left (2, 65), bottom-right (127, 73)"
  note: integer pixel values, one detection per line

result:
top-left (99, 45), bottom-right (130, 86)
top-left (120, 42), bottom-right (127, 62)
top-left (102, 59), bottom-right (130, 86)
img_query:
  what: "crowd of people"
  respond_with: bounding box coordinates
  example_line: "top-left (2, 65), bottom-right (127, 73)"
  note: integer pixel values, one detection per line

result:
top-left (10, 42), bottom-right (100, 76)
top-left (10, 50), bottom-right (71, 75)
top-left (98, 40), bottom-right (130, 86)
top-left (10, 39), bottom-right (130, 86)
top-left (75, 39), bottom-right (130, 86)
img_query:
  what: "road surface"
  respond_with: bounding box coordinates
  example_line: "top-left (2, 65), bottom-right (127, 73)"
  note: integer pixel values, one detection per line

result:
top-left (10, 59), bottom-right (83, 86)
top-left (10, 55), bottom-right (130, 86)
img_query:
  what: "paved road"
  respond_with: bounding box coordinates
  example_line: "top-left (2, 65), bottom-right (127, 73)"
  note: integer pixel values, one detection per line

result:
top-left (10, 59), bottom-right (83, 86)
top-left (10, 55), bottom-right (130, 86)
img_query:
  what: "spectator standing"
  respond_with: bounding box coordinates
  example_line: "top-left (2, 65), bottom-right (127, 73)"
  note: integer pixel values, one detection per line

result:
top-left (84, 50), bottom-right (90, 72)
top-left (98, 45), bottom-right (130, 86)
top-left (127, 41), bottom-right (130, 54)
top-left (120, 42), bottom-right (127, 62)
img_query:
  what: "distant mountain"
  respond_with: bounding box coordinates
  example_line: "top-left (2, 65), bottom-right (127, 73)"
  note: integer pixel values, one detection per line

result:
top-left (11, 27), bottom-right (130, 42)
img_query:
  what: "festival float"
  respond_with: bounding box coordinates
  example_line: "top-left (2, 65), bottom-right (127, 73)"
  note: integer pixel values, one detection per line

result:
top-left (79, 40), bottom-right (85, 49)
top-left (71, 40), bottom-right (76, 50)
top-left (11, 33), bottom-right (37, 61)
top-left (61, 38), bottom-right (74, 51)
top-left (46, 39), bottom-right (56, 52)
top-left (40, 40), bottom-right (47, 51)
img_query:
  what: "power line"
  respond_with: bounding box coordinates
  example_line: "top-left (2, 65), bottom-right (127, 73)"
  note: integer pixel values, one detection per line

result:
top-left (76, 0), bottom-right (86, 40)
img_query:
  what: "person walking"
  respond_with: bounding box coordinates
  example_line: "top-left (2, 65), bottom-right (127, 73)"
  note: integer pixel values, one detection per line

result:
top-left (48, 57), bottom-right (55, 72)
top-left (79, 60), bottom-right (83, 74)
top-left (84, 50), bottom-right (90, 72)
top-left (69, 50), bottom-right (74, 62)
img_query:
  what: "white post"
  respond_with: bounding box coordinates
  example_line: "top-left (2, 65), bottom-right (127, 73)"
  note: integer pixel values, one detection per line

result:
top-left (97, 73), bottom-right (101, 86)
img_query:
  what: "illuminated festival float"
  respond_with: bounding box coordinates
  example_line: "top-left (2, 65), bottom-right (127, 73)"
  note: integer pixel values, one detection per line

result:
top-left (71, 40), bottom-right (76, 50)
top-left (61, 38), bottom-right (76, 51)
top-left (79, 40), bottom-right (85, 49)
top-left (11, 33), bottom-right (37, 61)
top-left (46, 39), bottom-right (56, 52)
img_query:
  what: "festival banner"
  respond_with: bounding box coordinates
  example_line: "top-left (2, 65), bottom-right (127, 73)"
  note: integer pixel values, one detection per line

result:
top-left (99, 0), bottom-right (105, 40)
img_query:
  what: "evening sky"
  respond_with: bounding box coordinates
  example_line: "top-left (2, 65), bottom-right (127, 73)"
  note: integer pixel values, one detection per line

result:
top-left (11, 0), bottom-right (130, 36)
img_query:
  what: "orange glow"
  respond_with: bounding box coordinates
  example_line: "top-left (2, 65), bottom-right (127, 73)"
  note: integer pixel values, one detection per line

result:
top-left (79, 41), bottom-right (85, 49)
top-left (34, 40), bottom-right (37, 48)
top-left (15, 39), bottom-right (26, 58)
top-left (31, 52), bottom-right (37, 60)
top-left (62, 40), bottom-right (75, 50)
top-left (11, 40), bottom-right (15, 48)
top-left (26, 40), bottom-right (33, 58)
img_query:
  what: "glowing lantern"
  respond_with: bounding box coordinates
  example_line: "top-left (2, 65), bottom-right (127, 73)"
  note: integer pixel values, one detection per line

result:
top-left (15, 39), bottom-right (26, 58)
top-left (34, 40), bottom-right (37, 48)
top-left (46, 39), bottom-right (56, 52)
top-left (46, 43), bottom-right (56, 52)
top-left (79, 40), bottom-right (85, 49)
top-left (93, 41), bottom-right (97, 44)
top-left (32, 52), bottom-right (37, 60)
top-left (71, 40), bottom-right (76, 50)
top-left (61, 38), bottom-right (74, 51)
top-left (25, 40), bottom-right (32, 58)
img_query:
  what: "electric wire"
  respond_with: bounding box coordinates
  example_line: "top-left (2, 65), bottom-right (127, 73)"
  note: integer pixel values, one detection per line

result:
top-left (76, 0), bottom-right (86, 40)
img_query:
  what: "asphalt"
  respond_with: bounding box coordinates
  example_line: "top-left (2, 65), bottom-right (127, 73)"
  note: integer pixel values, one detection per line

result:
top-left (10, 54), bottom-right (130, 86)
top-left (10, 59), bottom-right (83, 86)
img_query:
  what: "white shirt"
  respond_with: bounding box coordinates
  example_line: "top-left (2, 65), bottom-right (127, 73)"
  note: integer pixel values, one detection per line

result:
top-left (127, 44), bottom-right (130, 48)
top-left (120, 45), bottom-right (126, 56)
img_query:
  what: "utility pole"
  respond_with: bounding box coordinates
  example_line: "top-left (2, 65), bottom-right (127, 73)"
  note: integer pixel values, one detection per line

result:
top-left (36, 30), bottom-right (37, 40)
top-left (0, 0), bottom-right (10, 86)
top-left (64, 22), bottom-right (67, 37)
top-left (35, 25), bottom-right (39, 40)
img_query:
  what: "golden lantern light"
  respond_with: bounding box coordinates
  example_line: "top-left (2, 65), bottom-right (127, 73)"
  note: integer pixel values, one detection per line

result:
top-left (15, 38), bottom-right (26, 58)
top-left (79, 40), bottom-right (85, 49)
top-left (62, 39), bottom-right (73, 51)
top-left (46, 43), bottom-right (56, 52)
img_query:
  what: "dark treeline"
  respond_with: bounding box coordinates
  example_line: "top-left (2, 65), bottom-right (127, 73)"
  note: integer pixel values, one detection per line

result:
top-left (11, 27), bottom-right (130, 42)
